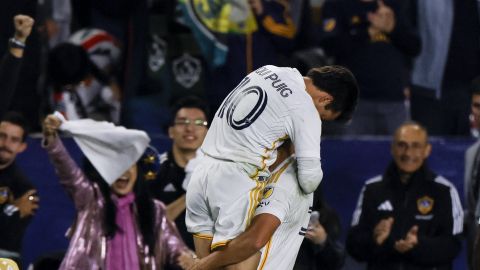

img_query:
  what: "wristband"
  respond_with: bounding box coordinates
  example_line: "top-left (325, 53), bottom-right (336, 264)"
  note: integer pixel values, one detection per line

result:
top-left (3, 204), bottom-right (19, 216)
top-left (8, 38), bottom-right (26, 49)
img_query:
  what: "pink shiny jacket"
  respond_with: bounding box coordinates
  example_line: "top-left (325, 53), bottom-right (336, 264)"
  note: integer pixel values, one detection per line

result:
top-left (45, 138), bottom-right (188, 270)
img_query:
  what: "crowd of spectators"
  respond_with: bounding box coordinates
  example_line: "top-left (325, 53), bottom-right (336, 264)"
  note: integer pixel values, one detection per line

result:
top-left (1, 0), bottom-right (480, 269)
top-left (0, 0), bottom-right (478, 137)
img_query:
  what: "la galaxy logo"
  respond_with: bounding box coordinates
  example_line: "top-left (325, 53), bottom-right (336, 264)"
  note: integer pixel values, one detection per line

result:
top-left (173, 53), bottom-right (201, 88)
top-left (263, 186), bottom-right (274, 199)
top-left (417, 196), bottom-right (434, 215)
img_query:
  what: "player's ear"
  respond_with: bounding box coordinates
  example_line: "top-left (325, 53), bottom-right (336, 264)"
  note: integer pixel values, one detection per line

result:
top-left (316, 92), bottom-right (333, 107)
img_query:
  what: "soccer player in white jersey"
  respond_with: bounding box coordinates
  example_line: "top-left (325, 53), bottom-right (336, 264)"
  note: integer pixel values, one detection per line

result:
top-left (186, 141), bottom-right (312, 270)
top-left (186, 65), bottom-right (358, 268)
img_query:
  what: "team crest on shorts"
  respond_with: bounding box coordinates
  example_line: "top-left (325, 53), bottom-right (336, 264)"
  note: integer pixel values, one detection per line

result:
top-left (417, 196), bottom-right (434, 215)
top-left (0, 187), bottom-right (9, 205)
top-left (262, 186), bottom-right (274, 199)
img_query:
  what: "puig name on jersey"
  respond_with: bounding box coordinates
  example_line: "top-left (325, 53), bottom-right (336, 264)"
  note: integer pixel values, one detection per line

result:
top-left (255, 66), bottom-right (293, 97)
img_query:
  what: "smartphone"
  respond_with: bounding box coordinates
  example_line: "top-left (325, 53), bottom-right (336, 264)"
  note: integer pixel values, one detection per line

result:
top-left (309, 211), bottom-right (320, 226)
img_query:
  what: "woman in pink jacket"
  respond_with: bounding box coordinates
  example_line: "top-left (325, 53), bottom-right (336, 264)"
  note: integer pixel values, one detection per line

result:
top-left (42, 114), bottom-right (194, 270)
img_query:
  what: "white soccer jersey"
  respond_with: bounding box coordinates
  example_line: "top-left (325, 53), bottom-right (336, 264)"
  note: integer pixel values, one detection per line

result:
top-left (201, 65), bottom-right (322, 178)
top-left (255, 157), bottom-right (313, 270)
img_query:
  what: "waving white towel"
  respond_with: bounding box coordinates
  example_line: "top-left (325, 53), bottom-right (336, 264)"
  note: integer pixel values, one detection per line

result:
top-left (54, 112), bottom-right (150, 185)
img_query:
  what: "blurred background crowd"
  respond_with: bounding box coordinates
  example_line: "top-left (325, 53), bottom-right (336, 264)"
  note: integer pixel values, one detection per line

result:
top-left (3, 0), bottom-right (478, 137)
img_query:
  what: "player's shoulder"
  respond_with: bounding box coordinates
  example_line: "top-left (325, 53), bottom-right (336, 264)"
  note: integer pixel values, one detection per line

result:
top-left (254, 65), bottom-right (305, 91)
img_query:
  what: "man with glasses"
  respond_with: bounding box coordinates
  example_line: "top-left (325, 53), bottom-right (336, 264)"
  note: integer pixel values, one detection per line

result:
top-left (149, 96), bottom-right (209, 251)
top-left (346, 122), bottom-right (463, 270)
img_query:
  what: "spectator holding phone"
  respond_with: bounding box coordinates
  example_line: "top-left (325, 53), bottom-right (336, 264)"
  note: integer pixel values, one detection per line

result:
top-left (294, 187), bottom-right (345, 270)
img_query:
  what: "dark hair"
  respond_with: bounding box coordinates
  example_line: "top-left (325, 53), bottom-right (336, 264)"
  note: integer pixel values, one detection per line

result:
top-left (170, 96), bottom-right (210, 126)
top-left (48, 43), bottom-right (112, 90)
top-left (472, 76), bottom-right (480, 96)
top-left (82, 158), bottom-right (156, 255)
top-left (306, 65), bottom-right (359, 122)
top-left (1, 111), bottom-right (30, 141)
top-left (48, 43), bottom-right (91, 88)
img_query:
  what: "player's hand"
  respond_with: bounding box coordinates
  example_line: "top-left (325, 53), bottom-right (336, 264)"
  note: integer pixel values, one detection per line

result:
top-left (178, 251), bottom-right (197, 270)
top-left (373, 217), bottom-right (394, 245)
top-left (394, 225), bottom-right (418, 253)
top-left (13, 15), bottom-right (34, 43)
top-left (306, 223), bottom-right (328, 245)
top-left (13, 189), bottom-right (39, 218)
top-left (42, 114), bottom-right (62, 144)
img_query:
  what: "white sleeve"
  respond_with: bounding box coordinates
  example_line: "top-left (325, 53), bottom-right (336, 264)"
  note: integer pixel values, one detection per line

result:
top-left (287, 104), bottom-right (321, 159)
top-left (296, 157), bottom-right (323, 194)
top-left (286, 105), bottom-right (322, 194)
top-left (255, 185), bottom-right (290, 222)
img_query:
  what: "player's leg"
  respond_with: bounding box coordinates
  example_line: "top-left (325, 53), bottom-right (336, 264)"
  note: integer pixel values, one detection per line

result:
top-left (208, 165), bottom-right (266, 270)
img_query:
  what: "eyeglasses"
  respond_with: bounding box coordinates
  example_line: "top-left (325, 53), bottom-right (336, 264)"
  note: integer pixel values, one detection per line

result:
top-left (394, 141), bottom-right (426, 151)
top-left (174, 118), bottom-right (208, 128)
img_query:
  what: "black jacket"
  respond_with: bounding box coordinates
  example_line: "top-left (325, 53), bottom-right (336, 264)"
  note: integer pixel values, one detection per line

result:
top-left (346, 162), bottom-right (463, 270)
top-left (0, 52), bottom-right (22, 118)
top-left (148, 151), bottom-right (193, 250)
top-left (0, 162), bottom-right (34, 253)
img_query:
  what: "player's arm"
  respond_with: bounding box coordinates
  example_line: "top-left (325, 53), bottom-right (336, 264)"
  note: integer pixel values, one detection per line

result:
top-left (296, 157), bottom-right (323, 194)
top-left (166, 194), bottom-right (186, 221)
top-left (289, 104), bottom-right (323, 194)
top-left (192, 213), bottom-right (281, 270)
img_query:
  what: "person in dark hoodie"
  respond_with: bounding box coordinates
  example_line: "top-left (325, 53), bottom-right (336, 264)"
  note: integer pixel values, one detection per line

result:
top-left (319, 0), bottom-right (420, 135)
top-left (346, 122), bottom-right (463, 270)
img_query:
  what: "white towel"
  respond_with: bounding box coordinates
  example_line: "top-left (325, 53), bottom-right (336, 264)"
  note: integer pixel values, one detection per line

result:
top-left (54, 112), bottom-right (150, 185)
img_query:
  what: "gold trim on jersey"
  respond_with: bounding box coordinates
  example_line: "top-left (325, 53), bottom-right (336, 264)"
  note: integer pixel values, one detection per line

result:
top-left (249, 135), bottom-right (289, 180)
top-left (193, 233), bottom-right (213, 240)
top-left (210, 240), bottom-right (230, 251)
top-left (267, 159), bottom-right (293, 185)
top-left (246, 180), bottom-right (268, 227)
top-left (256, 159), bottom-right (293, 269)
top-left (258, 238), bottom-right (273, 270)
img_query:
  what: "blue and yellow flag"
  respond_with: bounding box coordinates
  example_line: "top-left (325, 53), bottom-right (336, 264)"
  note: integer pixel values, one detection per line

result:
top-left (178, 0), bottom-right (258, 67)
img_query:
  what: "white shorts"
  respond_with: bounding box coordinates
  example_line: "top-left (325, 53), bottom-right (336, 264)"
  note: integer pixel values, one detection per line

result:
top-left (185, 157), bottom-right (267, 250)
